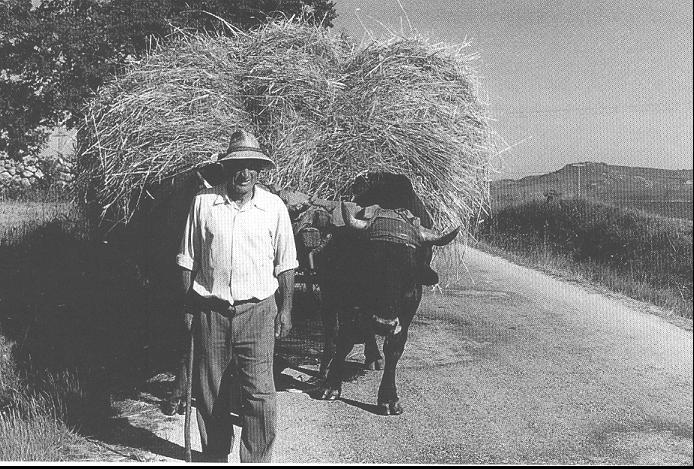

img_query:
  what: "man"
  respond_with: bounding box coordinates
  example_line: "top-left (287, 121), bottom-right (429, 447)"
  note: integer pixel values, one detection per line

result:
top-left (176, 129), bottom-right (298, 463)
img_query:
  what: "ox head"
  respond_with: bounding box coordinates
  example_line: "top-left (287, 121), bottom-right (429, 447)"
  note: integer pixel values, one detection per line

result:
top-left (340, 202), bottom-right (460, 336)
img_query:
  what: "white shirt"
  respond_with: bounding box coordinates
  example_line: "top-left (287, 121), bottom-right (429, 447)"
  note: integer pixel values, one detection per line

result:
top-left (176, 184), bottom-right (298, 303)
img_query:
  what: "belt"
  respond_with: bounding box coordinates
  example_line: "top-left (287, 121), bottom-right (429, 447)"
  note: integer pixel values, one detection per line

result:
top-left (232, 298), bottom-right (261, 306)
top-left (189, 293), bottom-right (261, 311)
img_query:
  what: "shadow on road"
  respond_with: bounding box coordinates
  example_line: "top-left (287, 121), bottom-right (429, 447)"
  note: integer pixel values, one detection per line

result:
top-left (337, 397), bottom-right (384, 416)
top-left (0, 216), bottom-right (391, 458)
top-left (91, 417), bottom-right (196, 462)
top-left (0, 221), bottom-right (323, 463)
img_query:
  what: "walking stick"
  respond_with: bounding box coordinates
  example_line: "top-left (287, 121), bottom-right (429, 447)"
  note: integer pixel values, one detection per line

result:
top-left (184, 319), bottom-right (195, 463)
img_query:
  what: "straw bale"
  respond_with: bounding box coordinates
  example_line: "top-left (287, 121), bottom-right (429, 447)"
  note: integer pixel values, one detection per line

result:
top-left (236, 21), bottom-right (350, 193)
top-left (324, 38), bottom-right (492, 226)
top-left (76, 34), bottom-right (249, 222)
top-left (77, 20), bottom-right (496, 231)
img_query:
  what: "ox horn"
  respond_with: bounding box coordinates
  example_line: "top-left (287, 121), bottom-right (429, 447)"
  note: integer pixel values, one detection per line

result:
top-left (419, 226), bottom-right (461, 246)
top-left (341, 202), bottom-right (368, 230)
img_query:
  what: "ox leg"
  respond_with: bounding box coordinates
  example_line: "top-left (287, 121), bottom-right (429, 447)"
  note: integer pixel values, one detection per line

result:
top-left (364, 333), bottom-right (383, 370)
top-left (359, 311), bottom-right (383, 370)
top-left (377, 328), bottom-right (409, 415)
top-left (318, 304), bottom-right (338, 382)
top-left (318, 315), bottom-right (355, 401)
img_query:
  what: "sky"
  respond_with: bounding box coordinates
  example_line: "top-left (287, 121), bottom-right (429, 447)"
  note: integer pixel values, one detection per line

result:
top-left (331, 0), bottom-right (693, 179)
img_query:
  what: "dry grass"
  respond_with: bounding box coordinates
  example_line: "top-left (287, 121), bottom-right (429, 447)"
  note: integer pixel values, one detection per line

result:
top-left (77, 19), bottom-right (497, 230)
top-left (0, 335), bottom-right (84, 461)
top-left (0, 200), bottom-right (75, 242)
top-left (0, 408), bottom-right (79, 461)
top-left (430, 238), bottom-right (474, 288)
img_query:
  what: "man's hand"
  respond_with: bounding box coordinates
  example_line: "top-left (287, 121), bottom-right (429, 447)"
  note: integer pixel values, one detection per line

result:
top-left (275, 308), bottom-right (292, 339)
top-left (184, 311), bottom-right (194, 333)
top-left (181, 268), bottom-right (193, 289)
top-left (275, 269), bottom-right (295, 339)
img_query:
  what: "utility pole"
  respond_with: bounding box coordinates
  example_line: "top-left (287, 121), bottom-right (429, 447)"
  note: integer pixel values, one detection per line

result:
top-left (574, 163), bottom-right (586, 198)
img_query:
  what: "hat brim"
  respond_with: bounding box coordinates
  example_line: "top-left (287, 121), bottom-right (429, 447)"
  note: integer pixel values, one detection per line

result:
top-left (217, 149), bottom-right (275, 169)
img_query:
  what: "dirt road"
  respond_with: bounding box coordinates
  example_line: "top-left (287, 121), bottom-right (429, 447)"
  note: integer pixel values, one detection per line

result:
top-left (126, 247), bottom-right (692, 464)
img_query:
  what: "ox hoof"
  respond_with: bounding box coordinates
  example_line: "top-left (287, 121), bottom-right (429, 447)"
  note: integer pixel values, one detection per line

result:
top-left (318, 387), bottom-right (341, 401)
top-left (366, 358), bottom-right (384, 370)
top-left (377, 400), bottom-right (403, 416)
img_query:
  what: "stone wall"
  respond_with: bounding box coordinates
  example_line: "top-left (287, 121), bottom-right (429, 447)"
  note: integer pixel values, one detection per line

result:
top-left (0, 151), bottom-right (74, 195)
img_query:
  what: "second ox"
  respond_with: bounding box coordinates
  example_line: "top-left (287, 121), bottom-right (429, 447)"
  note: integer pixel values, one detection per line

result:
top-left (313, 174), bottom-right (460, 415)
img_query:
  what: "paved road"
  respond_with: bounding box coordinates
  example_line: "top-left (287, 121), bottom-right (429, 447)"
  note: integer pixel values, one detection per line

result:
top-left (150, 247), bottom-right (692, 464)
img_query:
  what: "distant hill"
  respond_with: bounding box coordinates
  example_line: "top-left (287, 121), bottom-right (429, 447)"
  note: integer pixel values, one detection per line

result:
top-left (491, 162), bottom-right (693, 220)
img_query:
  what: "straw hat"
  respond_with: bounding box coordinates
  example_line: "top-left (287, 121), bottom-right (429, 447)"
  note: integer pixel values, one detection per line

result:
top-left (211, 129), bottom-right (275, 169)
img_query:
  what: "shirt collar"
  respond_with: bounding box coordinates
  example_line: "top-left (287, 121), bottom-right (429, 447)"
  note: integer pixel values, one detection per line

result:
top-left (212, 184), bottom-right (271, 211)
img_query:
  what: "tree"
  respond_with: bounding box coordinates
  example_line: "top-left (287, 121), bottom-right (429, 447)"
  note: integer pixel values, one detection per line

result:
top-left (0, 0), bottom-right (58, 158)
top-left (0, 0), bottom-right (337, 159)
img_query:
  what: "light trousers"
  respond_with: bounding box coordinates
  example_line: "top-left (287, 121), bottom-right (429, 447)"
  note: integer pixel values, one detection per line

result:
top-left (191, 294), bottom-right (277, 463)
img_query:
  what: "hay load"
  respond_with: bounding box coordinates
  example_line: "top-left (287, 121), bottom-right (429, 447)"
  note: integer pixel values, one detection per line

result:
top-left (328, 38), bottom-right (491, 223)
top-left (77, 19), bottom-right (496, 232)
top-left (236, 22), bottom-right (350, 193)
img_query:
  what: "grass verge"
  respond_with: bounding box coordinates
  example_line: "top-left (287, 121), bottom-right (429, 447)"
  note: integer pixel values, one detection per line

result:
top-left (476, 199), bottom-right (693, 318)
top-left (0, 198), bottom-right (150, 461)
top-left (0, 334), bottom-right (85, 461)
top-left (0, 199), bottom-right (92, 461)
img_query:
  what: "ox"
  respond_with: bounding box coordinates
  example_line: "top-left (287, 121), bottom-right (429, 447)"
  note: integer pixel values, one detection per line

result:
top-left (314, 174), bottom-right (459, 415)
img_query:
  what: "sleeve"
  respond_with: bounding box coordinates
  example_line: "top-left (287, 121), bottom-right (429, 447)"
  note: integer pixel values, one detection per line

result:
top-left (273, 201), bottom-right (299, 276)
top-left (176, 196), bottom-right (201, 271)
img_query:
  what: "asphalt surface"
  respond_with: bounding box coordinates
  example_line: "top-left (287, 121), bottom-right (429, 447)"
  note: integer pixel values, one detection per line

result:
top-left (148, 247), bottom-right (692, 464)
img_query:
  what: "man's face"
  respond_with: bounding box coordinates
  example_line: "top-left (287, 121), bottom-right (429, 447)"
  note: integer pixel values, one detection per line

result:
top-left (224, 160), bottom-right (263, 197)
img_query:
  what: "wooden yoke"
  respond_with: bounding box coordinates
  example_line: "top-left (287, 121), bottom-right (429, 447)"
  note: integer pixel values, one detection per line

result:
top-left (275, 188), bottom-right (362, 228)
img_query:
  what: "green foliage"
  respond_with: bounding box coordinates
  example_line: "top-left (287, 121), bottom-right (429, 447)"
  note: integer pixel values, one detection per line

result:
top-left (0, 0), bottom-right (338, 159)
top-left (479, 199), bottom-right (693, 314)
top-left (0, 0), bottom-right (54, 158)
